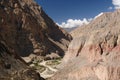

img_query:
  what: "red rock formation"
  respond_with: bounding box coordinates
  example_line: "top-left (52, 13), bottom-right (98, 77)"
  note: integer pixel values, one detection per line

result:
top-left (50, 10), bottom-right (120, 80)
top-left (0, 0), bottom-right (72, 57)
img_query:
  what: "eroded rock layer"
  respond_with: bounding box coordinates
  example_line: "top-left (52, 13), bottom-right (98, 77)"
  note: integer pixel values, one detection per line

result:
top-left (50, 10), bottom-right (120, 80)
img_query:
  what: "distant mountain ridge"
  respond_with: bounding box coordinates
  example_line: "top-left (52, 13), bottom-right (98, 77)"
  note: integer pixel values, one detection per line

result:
top-left (63, 27), bottom-right (77, 32)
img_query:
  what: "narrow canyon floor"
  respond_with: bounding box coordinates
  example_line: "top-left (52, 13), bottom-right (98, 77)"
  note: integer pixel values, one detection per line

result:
top-left (22, 55), bottom-right (61, 79)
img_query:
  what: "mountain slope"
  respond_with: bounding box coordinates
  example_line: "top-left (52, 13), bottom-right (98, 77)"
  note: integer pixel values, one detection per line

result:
top-left (0, 38), bottom-right (45, 80)
top-left (0, 0), bottom-right (72, 57)
top-left (50, 10), bottom-right (120, 80)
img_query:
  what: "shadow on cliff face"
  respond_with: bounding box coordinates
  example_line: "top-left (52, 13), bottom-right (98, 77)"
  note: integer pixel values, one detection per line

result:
top-left (40, 8), bottom-right (72, 42)
top-left (0, 40), bottom-right (45, 80)
top-left (44, 37), bottom-right (65, 57)
top-left (0, 0), bottom-right (72, 57)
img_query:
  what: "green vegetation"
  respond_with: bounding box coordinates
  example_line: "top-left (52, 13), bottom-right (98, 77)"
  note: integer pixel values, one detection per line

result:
top-left (46, 59), bottom-right (61, 66)
top-left (30, 58), bottom-right (62, 74)
top-left (32, 60), bottom-right (46, 73)
top-left (32, 64), bottom-right (46, 73)
top-left (36, 65), bottom-right (46, 73)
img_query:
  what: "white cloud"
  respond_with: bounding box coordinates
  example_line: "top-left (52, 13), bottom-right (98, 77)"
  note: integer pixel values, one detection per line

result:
top-left (108, 6), bottom-right (113, 10)
top-left (57, 18), bottom-right (90, 28)
top-left (112, 0), bottom-right (120, 9)
top-left (57, 12), bottom-right (104, 28)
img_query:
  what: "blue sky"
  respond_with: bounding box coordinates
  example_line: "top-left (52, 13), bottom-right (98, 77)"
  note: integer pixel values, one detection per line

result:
top-left (35, 0), bottom-right (118, 28)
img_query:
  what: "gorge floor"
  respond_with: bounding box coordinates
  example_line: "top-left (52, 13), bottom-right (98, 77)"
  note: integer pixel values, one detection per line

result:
top-left (22, 57), bottom-right (61, 79)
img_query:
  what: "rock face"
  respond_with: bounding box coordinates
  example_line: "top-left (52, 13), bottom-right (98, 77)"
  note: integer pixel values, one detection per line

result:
top-left (0, 0), bottom-right (72, 57)
top-left (50, 10), bottom-right (120, 80)
top-left (0, 39), bottom-right (44, 80)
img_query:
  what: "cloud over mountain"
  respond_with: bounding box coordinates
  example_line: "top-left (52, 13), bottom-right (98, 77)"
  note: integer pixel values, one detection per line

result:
top-left (112, 0), bottom-right (120, 9)
top-left (57, 13), bottom-right (103, 28)
top-left (57, 18), bottom-right (90, 28)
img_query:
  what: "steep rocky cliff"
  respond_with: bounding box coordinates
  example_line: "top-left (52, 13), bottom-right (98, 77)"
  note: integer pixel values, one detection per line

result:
top-left (0, 0), bottom-right (72, 58)
top-left (0, 39), bottom-right (44, 80)
top-left (50, 10), bottom-right (120, 80)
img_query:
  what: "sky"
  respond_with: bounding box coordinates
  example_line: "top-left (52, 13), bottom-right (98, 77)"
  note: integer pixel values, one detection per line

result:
top-left (35, 0), bottom-right (120, 28)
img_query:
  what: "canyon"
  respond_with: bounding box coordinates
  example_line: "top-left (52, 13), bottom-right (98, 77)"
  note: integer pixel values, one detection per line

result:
top-left (0, 0), bottom-right (120, 80)
top-left (0, 0), bottom-right (71, 79)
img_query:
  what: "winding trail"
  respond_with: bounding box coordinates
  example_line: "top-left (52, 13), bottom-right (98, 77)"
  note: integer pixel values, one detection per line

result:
top-left (39, 61), bottom-right (58, 78)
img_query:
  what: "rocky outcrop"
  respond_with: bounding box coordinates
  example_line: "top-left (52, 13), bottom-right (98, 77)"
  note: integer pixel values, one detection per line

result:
top-left (50, 10), bottom-right (120, 80)
top-left (0, 39), bottom-right (44, 80)
top-left (0, 0), bottom-right (72, 57)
